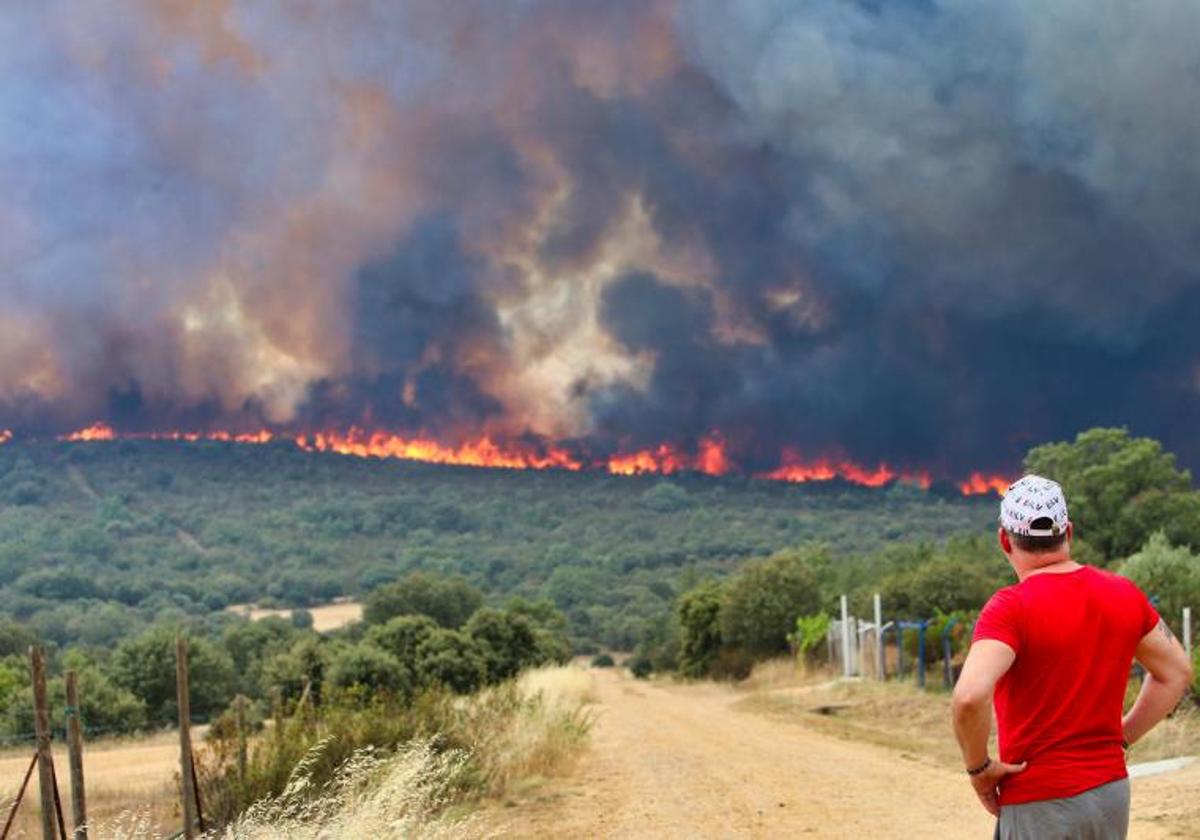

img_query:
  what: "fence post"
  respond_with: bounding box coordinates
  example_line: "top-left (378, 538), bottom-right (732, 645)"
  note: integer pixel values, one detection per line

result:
top-left (1183, 607), bottom-right (1192, 656)
top-left (64, 671), bottom-right (87, 840)
top-left (29, 645), bottom-right (58, 840)
top-left (176, 637), bottom-right (197, 839)
top-left (235, 695), bottom-right (249, 785)
top-left (840, 595), bottom-right (852, 677)
top-left (942, 618), bottom-right (961, 689)
top-left (896, 623), bottom-right (905, 680)
top-left (874, 593), bottom-right (885, 679)
top-left (916, 621), bottom-right (928, 689)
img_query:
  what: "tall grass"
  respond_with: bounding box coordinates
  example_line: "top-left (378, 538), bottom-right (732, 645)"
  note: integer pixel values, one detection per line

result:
top-left (192, 665), bottom-right (592, 839)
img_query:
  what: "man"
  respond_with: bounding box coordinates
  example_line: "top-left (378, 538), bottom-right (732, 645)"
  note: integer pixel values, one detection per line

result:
top-left (952, 474), bottom-right (1194, 839)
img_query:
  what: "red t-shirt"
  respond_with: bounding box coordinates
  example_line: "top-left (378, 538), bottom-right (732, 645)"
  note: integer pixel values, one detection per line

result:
top-left (972, 565), bottom-right (1159, 806)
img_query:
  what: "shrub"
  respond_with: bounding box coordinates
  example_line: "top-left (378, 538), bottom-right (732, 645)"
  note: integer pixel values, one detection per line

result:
top-left (590, 653), bottom-right (615, 668)
top-left (365, 615), bottom-right (439, 662)
top-left (720, 549), bottom-right (823, 658)
top-left (363, 572), bottom-right (483, 628)
top-left (788, 612), bottom-right (831, 663)
top-left (414, 630), bottom-right (488, 694)
top-left (628, 655), bottom-right (653, 679)
top-left (464, 608), bottom-right (543, 682)
top-left (676, 581), bottom-right (723, 678)
top-left (327, 644), bottom-right (411, 696)
top-left (1119, 533), bottom-right (1200, 636)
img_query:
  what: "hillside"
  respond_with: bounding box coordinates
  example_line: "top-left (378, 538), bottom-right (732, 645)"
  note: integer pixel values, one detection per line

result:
top-left (0, 440), bottom-right (995, 650)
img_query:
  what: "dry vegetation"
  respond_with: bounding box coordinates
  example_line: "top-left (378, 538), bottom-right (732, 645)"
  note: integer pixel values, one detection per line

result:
top-left (0, 730), bottom-right (183, 837)
top-left (736, 659), bottom-right (1200, 767)
top-left (225, 600), bottom-right (364, 633)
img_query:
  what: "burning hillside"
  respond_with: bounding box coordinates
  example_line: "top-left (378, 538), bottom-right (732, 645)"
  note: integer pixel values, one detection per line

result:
top-left (41, 422), bottom-right (1004, 493)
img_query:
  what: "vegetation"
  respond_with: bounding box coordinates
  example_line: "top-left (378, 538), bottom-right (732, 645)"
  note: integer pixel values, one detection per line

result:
top-left (0, 439), bottom-right (993, 653)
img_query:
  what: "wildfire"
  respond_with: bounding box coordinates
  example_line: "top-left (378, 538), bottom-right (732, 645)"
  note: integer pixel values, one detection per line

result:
top-left (65, 422), bottom-right (117, 441)
top-left (0, 430), bottom-right (11, 446)
top-left (760, 449), bottom-right (932, 489)
top-left (605, 435), bottom-right (728, 476)
top-left (48, 422), bottom-right (1003, 495)
top-left (959, 472), bottom-right (1010, 496)
top-left (295, 429), bottom-right (583, 471)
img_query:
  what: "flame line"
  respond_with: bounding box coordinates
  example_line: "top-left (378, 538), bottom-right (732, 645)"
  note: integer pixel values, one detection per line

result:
top-left (36, 422), bottom-right (1010, 495)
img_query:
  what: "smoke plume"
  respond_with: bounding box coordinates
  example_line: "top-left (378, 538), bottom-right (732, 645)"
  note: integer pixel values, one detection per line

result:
top-left (4, 0), bottom-right (1200, 478)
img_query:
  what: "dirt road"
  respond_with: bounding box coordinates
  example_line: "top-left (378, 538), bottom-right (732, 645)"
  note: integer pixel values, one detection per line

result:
top-left (501, 670), bottom-right (1196, 838)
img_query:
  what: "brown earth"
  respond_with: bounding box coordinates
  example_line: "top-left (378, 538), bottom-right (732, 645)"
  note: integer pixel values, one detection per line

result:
top-left (496, 669), bottom-right (1198, 839)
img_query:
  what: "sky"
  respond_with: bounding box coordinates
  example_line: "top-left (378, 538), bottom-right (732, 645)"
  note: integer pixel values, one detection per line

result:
top-left (3, 0), bottom-right (1200, 480)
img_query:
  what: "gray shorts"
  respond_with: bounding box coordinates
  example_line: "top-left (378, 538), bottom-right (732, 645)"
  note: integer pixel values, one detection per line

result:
top-left (996, 778), bottom-right (1130, 840)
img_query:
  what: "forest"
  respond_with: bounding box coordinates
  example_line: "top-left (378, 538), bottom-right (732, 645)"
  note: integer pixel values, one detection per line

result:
top-left (0, 436), bottom-right (992, 653)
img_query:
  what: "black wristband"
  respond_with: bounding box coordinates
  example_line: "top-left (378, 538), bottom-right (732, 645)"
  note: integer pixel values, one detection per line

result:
top-left (966, 757), bottom-right (992, 776)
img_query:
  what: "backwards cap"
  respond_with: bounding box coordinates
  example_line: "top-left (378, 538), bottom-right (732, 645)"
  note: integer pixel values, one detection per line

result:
top-left (1000, 474), bottom-right (1070, 537)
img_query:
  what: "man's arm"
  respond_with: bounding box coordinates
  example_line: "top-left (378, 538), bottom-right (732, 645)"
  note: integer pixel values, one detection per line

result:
top-left (1123, 618), bottom-right (1194, 747)
top-left (952, 639), bottom-right (1025, 816)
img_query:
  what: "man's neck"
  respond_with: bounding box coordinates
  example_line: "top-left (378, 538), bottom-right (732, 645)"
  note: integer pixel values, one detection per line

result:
top-left (1015, 553), bottom-right (1080, 582)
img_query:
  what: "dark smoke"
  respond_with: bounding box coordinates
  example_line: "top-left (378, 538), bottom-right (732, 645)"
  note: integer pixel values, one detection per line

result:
top-left (4, 0), bottom-right (1200, 477)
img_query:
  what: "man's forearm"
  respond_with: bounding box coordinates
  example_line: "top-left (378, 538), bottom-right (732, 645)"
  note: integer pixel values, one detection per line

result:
top-left (1123, 672), bottom-right (1188, 746)
top-left (952, 697), bottom-right (992, 767)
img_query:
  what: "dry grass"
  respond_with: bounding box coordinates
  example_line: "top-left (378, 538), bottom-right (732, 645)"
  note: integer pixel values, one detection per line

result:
top-left (735, 658), bottom-right (1200, 770)
top-left (209, 664), bottom-right (592, 840)
top-left (226, 600), bottom-right (363, 633)
top-left (0, 730), bottom-right (183, 838)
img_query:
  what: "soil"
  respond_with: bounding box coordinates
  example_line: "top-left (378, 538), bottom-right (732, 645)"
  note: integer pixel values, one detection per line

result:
top-left (495, 669), bottom-right (1199, 838)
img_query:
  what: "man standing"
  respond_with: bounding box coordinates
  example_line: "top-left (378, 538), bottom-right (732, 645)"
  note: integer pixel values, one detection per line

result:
top-left (952, 475), bottom-right (1193, 839)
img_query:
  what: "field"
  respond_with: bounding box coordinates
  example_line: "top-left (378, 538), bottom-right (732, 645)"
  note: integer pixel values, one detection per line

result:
top-left (0, 729), bottom-right (190, 836)
top-left (226, 599), bottom-right (364, 633)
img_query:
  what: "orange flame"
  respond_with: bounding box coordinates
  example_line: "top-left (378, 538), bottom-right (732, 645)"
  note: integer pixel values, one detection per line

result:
top-left (0, 430), bottom-right (12, 446)
top-left (760, 449), bottom-right (932, 489)
top-left (295, 428), bottom-right (583, 471)
top-left (605, 435), bottom-right (727, 476)
top-left (64, 422), bottom-right (117, 441)
top-left (959, 472), bottom-right (1010, 496)
top-left (52, 422), bottom-right (996, 495)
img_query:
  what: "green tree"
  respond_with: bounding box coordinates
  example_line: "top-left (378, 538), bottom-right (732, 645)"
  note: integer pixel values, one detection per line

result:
top-left (413, 629), bottom-right (487, 694)
top-left (110, 627), bottom-right (236, 725)
top-left (1119, 533), bottom-right (1200, 635)
top-left (1024, 428), bottom-right (1200, 561)
top-left (260, 636), bottom-right (327, 703)
top-left (720, 548), bottom-right (824, 657)
top-left (880, 556), bottom-right (998, 618)
top-left (327, 643), bottom-right (410, 695)
top-left (363, 572), bottom-right (483, 628)
top-left (464, 608), bottom-right (542, 682)
top-left (676, 581), bottom-right (723, 678)
top-left (365, 614), bottom-right (439, 662)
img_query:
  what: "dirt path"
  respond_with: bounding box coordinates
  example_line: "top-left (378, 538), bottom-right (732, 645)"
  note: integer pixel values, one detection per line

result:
top-left (500, 670), bottom-right (1191, 838)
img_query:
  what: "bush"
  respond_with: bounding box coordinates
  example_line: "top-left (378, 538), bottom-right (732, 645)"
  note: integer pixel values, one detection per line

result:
top-left (110, 628), bottom-right (236, 725)
top-left (590, 653), bottom-right (615, 668)
top-left (1119, 533), bottom-right (1200, 635)
top-left (628, 655), bottom-right (653, 679)
top-left (328, 644), bottom-right (411, 696)
top-left (720, 548), bottom-right (823, 658)
top-left (364, 573), bottom-right (483, 628)
top-left (366, 615), bottom-right (439, 662)
top-left (676, 581), bottom-right (723, 678)
top-left (465, 608), bottom-right (547, 683)
top-left (414, 630), bottom-right (488, 694)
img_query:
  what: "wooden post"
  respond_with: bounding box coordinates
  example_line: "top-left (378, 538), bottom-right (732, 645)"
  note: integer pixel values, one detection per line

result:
top-left (873, 593), bottom-right (885, 680)
top-left (839, 595), bottom-right (852, 677)
top-left (64, 671), bottom-right (86, 840)
top-left (234, 695), bottom-right (248, 785)
top-left (176, 637), bottom-right (197, 839)
top-left (1183, 607), bottom-right (1192, 657)
top-left (29, 646), bottom-right (58, 840)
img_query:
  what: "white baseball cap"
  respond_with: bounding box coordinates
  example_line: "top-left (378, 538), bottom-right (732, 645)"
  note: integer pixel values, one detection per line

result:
top-left (1000, 474), bottom-right (1070, 537)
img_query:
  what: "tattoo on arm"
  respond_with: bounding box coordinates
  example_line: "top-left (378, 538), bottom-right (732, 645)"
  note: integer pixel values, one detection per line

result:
top-left (1158, 618), bottom-right (1176, 643)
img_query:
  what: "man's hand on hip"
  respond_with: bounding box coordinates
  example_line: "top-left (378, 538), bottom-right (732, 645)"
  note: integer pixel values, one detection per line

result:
top-left (969, 759), bottom-right (1027, 816)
